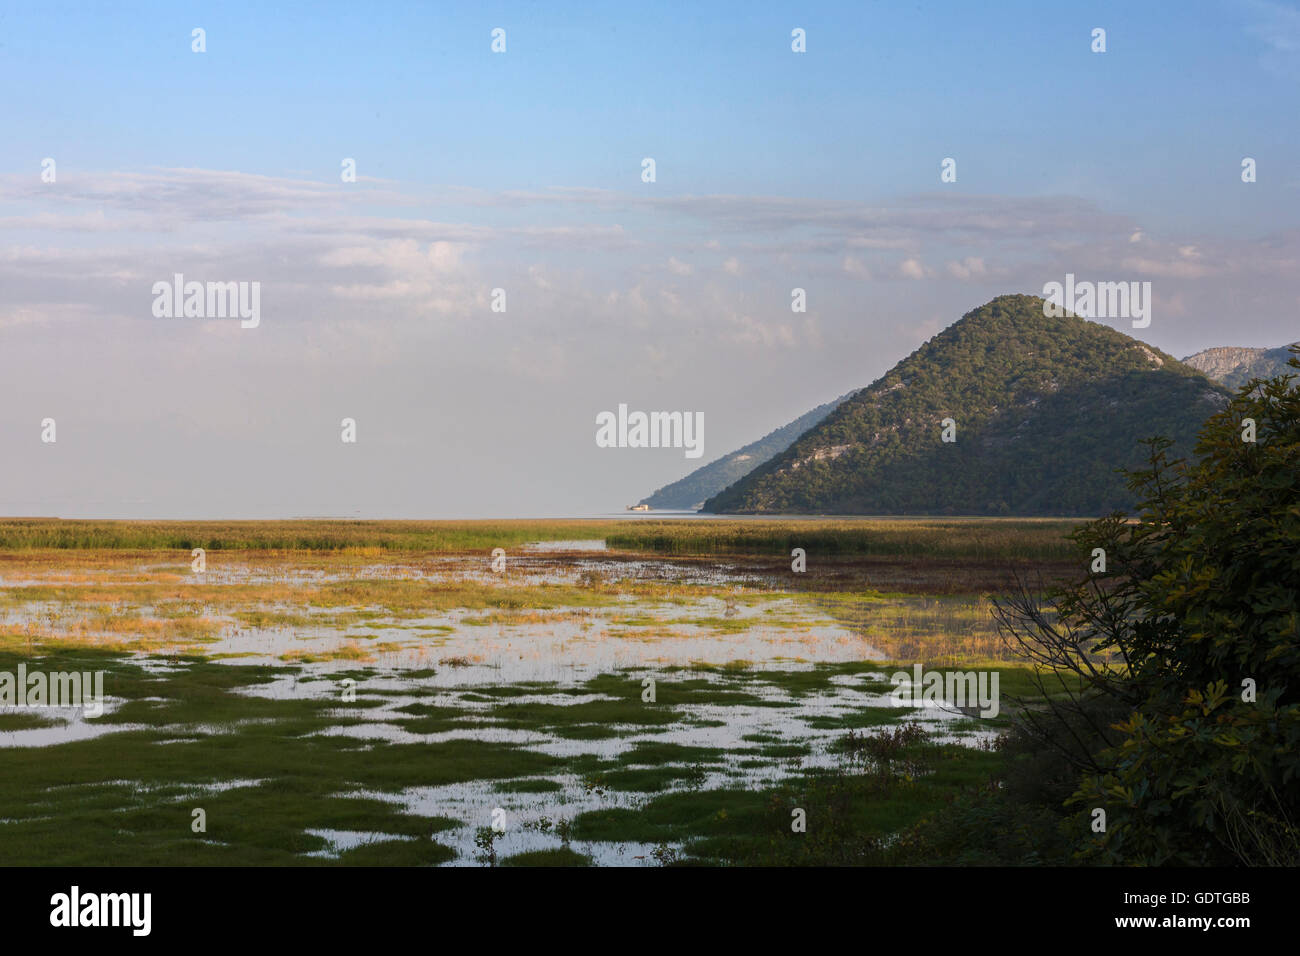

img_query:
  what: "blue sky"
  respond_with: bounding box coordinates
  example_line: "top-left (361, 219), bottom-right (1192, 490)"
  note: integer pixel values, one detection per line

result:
top-left (4, 1), bottom-right (1295, 216)
top-left (1, 1), bottom-right (1298, 516)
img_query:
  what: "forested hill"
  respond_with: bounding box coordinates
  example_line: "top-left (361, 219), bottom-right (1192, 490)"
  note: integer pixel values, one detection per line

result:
top-left (638, 392), bottom-right (854, 510)
top-left (704, 294), bottom-right (1232, 516)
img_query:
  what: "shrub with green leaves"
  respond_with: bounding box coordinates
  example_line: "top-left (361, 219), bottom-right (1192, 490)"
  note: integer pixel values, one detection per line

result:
top-left (1065, 353), bottom-right (1300, 864)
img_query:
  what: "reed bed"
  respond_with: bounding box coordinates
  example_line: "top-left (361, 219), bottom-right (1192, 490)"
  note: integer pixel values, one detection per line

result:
top-left (0, 517), bottom-right (1084, 562)
top-left (606, 518), bottom-right (1082, 561)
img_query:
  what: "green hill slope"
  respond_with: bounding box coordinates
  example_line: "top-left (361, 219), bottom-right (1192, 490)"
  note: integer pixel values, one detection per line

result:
top-left (704, 294), bottom-right (1232, 516)
top-left (638, 392), bottom-right (854, 510)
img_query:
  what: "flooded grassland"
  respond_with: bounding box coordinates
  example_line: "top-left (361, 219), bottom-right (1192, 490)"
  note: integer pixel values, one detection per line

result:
top-left (0, 539), bottom-right (1075, 866)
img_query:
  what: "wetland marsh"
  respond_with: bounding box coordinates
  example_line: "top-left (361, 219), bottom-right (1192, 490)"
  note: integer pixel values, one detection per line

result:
top-left (0, 518), bottom-right (1082, 866)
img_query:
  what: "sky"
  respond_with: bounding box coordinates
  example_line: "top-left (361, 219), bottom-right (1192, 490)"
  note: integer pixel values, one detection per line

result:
top-left (2, 0), bottom-right (1298, 518)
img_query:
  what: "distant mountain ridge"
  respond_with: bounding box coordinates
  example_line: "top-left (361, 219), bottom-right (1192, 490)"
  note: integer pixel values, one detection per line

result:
top-left (639, 392), bottom-right (854, 510)
top-left (1182, 344), bottom-right (1298, 390)
top-left (704, 294), bottom-right (1232, 516)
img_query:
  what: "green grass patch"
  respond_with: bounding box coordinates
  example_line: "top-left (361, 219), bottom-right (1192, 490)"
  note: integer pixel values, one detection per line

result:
top-left (500, 847), bottom-right (591, 867)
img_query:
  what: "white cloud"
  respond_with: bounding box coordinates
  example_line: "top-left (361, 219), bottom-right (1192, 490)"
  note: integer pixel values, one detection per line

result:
top-left (724, 313), bottom-right (797, 348)
top-left (843, 255), bottom-right (871, 278)
top-left (1121, 253), bottom-right (1213, 279)
top-left (945, 257), bottom-right (986, 279)
top-left (898, 258), bottom-right (929, 280)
